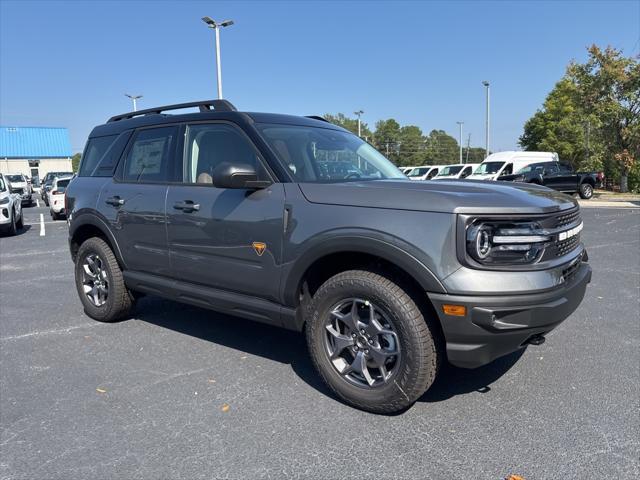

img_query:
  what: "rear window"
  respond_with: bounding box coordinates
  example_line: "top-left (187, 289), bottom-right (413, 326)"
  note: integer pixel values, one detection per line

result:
top-left (122, 126), bottom-right (178, 183)
top-left (6, 175), bottom-right (23, 182)
top-left (79, 133), bottom-right (130, 177)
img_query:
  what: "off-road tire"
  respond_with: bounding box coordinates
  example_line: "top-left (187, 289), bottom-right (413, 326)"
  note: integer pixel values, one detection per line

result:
top-left (579, 182), bottom-right (594, 199)
top-left (306, 270), bottom-right (440, 414)
top-left (75, 237), bottom-right (133, 322)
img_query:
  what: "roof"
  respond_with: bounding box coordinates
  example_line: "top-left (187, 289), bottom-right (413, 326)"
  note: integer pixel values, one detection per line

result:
top-left (0, 126), bottom-right (72, 158)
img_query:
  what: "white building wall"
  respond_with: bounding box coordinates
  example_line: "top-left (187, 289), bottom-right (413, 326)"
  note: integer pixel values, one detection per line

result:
top-left (0, 158), bottom-right (73, 181)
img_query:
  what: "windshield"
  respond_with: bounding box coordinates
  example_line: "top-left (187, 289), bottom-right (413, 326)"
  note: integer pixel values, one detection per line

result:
top-left (257, 124), bottom-right (405, 183)
top-left (6, 175), bottom-right (23, 182)
top-left (472, 161), bottom-right (504, 175)
top-left (436, 166), bottom-right (463, 177)
top-left (407, 167), bottom-right (430, 177)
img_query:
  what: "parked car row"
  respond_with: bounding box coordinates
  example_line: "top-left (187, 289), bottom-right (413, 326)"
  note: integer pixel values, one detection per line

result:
top-left (0, 173), bottom-right (24, 236)
top-left (400, 151), bottom-right (597, 199)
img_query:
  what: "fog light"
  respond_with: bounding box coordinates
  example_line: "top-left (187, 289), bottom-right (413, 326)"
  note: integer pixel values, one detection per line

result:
top-left (442, 304), bottom-right (467, 316)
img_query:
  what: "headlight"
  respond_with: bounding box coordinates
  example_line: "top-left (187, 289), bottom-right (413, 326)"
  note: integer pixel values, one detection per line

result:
top-left (0, 197), bottom-right (9, 205)
top-left (466, 220), bottom-right (551, 265)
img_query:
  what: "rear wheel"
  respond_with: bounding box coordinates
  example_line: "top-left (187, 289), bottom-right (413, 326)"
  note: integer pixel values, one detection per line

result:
top-left (7, 209), bottom-right (17, 236)
top-left (306, 270), bottom-right (440, 413)
top-left (579, 182), bottom-right (594, 199)
top-left (75, 237), bottom-right (133, 322)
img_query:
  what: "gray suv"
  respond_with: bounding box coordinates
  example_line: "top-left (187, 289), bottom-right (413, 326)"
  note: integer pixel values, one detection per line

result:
top-left (66, 100), bottom-right (591, 413)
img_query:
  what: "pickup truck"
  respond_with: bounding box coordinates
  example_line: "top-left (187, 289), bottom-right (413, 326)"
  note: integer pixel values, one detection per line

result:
top-left (500, 161), bottom-right (597, 199)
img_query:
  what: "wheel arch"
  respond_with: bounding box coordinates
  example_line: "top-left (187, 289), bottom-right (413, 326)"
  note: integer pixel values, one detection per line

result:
top-left (69, 215), bottom-right (126, 269)
top-left (282, 236), bottom-right (446, 309)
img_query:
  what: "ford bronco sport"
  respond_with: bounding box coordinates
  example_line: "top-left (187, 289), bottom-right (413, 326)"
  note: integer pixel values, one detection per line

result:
top-left (67, 100), bottom-right (591, 413)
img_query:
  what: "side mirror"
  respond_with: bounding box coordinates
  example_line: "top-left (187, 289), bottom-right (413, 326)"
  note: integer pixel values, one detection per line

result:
top-left (212, 162), bottom-right (271, 189)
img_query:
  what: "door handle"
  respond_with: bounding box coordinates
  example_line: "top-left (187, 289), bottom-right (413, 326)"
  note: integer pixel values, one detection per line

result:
top-left (173, 200), bottom-right (200, 212)
top-left (106, 196), bottom-right (125, 207)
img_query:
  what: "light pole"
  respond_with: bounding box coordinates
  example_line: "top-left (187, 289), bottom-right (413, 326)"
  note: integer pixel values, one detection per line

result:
top-left (125, 94), bottom-right (142, 112)
top-left (482, 80), bottom-right (490, 158)
top-left (202, 16), bottom-right (234, 99)
top-left (354, 110), bottom-right (364, 137)
top-left (456, 121), bottom-right (464, 163)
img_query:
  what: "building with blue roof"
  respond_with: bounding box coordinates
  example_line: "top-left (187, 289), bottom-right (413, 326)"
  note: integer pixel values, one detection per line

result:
top-left (0, 126), bottom-right (73, 184)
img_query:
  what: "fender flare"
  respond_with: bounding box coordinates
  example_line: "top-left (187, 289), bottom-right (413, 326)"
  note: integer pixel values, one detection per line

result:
top-left (68, 213), bottom-right (127, 269)
top-left (281, 234), bottom-right (446, 307)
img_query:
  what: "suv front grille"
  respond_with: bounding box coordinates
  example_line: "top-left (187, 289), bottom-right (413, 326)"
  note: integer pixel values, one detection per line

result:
top-left (554, 209), bottom-right (580, 228)
top-left (555, 234), bottom-right (580, 257)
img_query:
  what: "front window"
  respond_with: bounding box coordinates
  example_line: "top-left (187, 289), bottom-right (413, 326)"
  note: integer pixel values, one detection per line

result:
top-left (6, 175), bottom-right (23, 182)
top-left (407, 167), bottom-right (429, 177)
top-left (436, 166), bottom-right (463, 177)
top-left (257, 124), bottom-right (404, 183)
top-left (55, 179), bottom-right (71, 192)
top-left (472, 161), bottom-right (505, 175)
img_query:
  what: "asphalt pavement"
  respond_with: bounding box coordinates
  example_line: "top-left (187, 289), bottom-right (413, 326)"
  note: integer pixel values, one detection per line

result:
top-left (1, 205), bottom-right (638, 480)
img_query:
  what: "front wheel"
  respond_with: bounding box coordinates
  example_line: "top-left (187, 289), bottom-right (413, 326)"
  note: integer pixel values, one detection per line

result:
top-left (306, 270), bottom-right (440, 413)
top-left (74, 237), bottom-right (133, 322)
top-left (579, 183), bottom-right (594, 199)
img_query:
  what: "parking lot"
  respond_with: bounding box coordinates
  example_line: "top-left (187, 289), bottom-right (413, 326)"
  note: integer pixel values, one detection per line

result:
top-left (1, 204), bottom-right (638, 479)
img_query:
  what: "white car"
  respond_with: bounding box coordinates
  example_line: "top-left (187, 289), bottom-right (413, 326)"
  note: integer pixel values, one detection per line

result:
top-left (406, 165), bottom-right (443, 181)
top-left (432, 163), bottom-right (480, 180)
top-left (0, 173), bottom-right (24, 236)
top-left (400, 166), bottom-right (417, 175)
top-left (4, 173), bottom-right (33, 206)
top-left (48, 176), bottom-right (73, 220)
top-left (468, 151), bottom-right (558, 181)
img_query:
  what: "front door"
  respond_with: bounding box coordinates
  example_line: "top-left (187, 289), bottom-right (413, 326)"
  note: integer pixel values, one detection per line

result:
top-left (98, 125), bottom-right (179, 276)
top-left (166, 122), bottom-right (284, 303)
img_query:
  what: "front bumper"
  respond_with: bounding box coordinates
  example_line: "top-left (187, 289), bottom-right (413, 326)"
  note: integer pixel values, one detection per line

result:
top-left (428, 259), bottom-right (592, 368)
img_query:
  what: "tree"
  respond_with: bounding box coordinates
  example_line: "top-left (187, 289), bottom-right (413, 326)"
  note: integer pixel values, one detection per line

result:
top-left (423, 130), bottom-right (459, 164)
top-left (519, 78), bottom-right (604, 171)
top-left (72, 153), bottom-right (81, 172)
top-left (324, 113), bottom-right (372, 139)
top-left (373, 119), bottom-right (402, 163)
top-left (397, 125), bottom-right (427, 167)
top-left (567, 45), bottom-right (640, 192)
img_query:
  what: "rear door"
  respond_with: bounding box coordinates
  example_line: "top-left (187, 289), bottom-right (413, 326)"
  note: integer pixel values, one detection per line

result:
top-left (541, 162), bottom-right (562, 190)
top-left (555, 163), bottom-right (577, 191)
top-left (165, 122), bottom-right (285, 303)
top-left (98, 125), bottom-right (179, 276)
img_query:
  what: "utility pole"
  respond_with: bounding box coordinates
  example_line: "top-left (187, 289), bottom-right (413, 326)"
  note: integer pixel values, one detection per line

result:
top-left (202, 16), bottom-right (234, 99)
top-left (125, 94), bottom-right (143, 111)
top-left (354, 110), bottom-right (364, 137)
top-left (466, 133), bottom-right (471, 164)
top-left (456, 121), bottom-right (464, 163)
top-left (482, 80), bottom-right (490, 158)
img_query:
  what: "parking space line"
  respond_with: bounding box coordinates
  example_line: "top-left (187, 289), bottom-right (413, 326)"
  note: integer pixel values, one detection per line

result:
top-left (39, 214), bottom-right (45, 236)
top-left (36, 198), bottom-right (40, 207)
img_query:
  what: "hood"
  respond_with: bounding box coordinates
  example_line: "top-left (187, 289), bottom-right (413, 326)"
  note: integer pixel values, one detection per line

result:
top-left (298, 179), bottom-right (577, 215)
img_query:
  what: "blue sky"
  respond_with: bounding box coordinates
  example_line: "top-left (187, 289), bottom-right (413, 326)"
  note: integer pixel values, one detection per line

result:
top-left (1, 0), bottom-right (638, 154)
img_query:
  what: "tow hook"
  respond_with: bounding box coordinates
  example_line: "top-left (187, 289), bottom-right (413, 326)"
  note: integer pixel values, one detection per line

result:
top-left (525, 334), bottom-right (546, 346)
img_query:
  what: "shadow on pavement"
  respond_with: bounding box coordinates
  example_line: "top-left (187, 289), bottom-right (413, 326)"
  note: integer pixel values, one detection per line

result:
top-left (135, 296), bottom-right (524, 409)
top-left (0, 224), bottom-right (32, 237)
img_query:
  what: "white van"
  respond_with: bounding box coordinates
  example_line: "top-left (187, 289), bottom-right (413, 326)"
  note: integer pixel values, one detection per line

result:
top-left (432, 163), bottom-right (480, 180)
top-left (468, 151), bottom-right (558, 181)
top-left (406, 165), bottom-right (443, 181)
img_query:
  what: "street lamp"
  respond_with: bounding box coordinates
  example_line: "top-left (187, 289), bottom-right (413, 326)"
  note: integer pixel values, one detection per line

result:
top-left (456, 121), bottom-right (464, 163)
top-left (354, 110), bottom-right (364, 137)
top-left (482, 80), bottom-right (490, 158)
top-left (202, 16), bottom-right (234, 99)
top-left (125, 94), bottom-right (143, 112)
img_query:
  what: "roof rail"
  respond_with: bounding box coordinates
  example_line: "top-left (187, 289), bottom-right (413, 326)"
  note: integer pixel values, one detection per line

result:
top-left (107, 99), bottom-right (237, 123)
top-left (305, 115), bottom-right (329, 123)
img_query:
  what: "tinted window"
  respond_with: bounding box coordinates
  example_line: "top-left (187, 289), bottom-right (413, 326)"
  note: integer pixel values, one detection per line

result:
top-left (183, 124), bottom-right (269, 184)
top-left (545, 163), bottom-right (559, 174)
top-left (79, 135), bottom-right (118, 177)
top-left (559, 163), bottom-right (573, 173)
top-left (258, 124), bottom-right (403, 183)
top-left (407, 167), bottom-right (429, 177)
top-left (6, 175), bottom-right (23, 182)
top-left (0, 176), bottom-right (6, 191)
top-left (123, 127), bottom-right (178, 183)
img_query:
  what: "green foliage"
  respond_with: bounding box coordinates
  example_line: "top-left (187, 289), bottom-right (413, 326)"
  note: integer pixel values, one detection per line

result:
top-left (71, 153), bottom-right (81, 172)
top-left (324, 113), bottom-right (372, 139)
top-left (324, 113), bottom-right (483, 168)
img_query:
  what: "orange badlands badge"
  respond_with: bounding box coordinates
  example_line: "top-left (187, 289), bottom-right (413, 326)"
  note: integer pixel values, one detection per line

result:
top-left (252, 242), bottom-right (267, 256)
